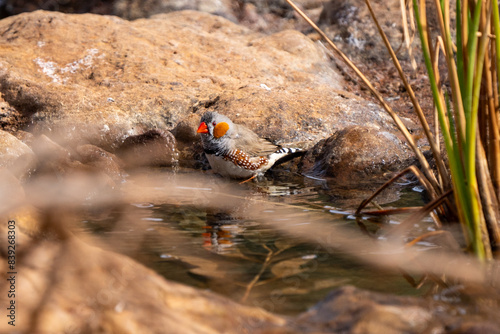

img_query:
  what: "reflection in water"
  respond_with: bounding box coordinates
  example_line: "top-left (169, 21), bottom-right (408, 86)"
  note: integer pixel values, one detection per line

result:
top-left (202, 211), bottom-right (244, 253)
top-left (82, 169), bottom-right (432, 315)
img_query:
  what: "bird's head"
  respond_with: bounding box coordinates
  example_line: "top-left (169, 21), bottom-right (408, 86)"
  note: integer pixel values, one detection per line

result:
top-left (197, 111), bottom-right (233, 153)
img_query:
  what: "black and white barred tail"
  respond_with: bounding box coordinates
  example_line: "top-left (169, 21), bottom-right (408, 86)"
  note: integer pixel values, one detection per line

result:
top-left (268, 147), bottom-right (304, 167)
top-left (275, 147), bottom-right (301, 154)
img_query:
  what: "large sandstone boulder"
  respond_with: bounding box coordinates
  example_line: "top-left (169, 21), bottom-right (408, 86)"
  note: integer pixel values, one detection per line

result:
top-left (0, 10), bottom-right (336, 143)
top-left (0, 9), bottom-right (411, 176)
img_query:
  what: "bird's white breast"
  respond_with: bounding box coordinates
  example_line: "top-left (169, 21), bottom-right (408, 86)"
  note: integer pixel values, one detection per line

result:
top-left (206, 154), bottom-right (256, 178)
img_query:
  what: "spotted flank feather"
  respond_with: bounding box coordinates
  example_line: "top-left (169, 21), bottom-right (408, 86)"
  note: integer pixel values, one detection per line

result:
top-left (224, 149), bottom-right (268, 171)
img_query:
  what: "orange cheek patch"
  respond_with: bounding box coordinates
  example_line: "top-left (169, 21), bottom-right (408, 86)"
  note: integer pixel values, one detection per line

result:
top-left (213, 122), bottom-right (229, 138)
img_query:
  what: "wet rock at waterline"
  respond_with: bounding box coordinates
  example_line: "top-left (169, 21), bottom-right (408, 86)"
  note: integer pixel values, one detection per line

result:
top-left (171, 116), bottom-right (207, 169)
top-left (116, 129), bottom-right (177, 168)
top-left (0, 129), bottom-right (36, 179)
top-left (299, 125), bottom-right (415, 183)
top-left (76, 144), bottom-right (125, 183)
top-left (0, 9), bottom-right (415, 178)
top-left (27, 135), bottom-right (125, 188)
top-left (30, 134), bottom-right (73, 167)
top-left (297, 285), bottom-right (500, 334)
top-left (296, 285), bottom-right (434, 333)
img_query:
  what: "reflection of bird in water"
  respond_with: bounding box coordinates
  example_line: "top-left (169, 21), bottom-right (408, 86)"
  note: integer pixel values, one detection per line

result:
top-left (202, 225), bottom-right (234, 252)
top-left (197, 111), bottom-right (302, 180)
top-left (202, 212), bottom-right (240, 253)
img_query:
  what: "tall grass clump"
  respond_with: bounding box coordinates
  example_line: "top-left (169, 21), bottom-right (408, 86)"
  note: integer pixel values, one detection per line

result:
top-left (286, 0), bottom-right (500, 261)
top-left (408, 0), bottom-right (500, 260)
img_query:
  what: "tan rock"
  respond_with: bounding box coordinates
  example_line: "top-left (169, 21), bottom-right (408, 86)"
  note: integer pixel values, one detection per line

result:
top-left (295, 285), bottom-right (437, 333)
top-left (29, 135), bottom-right (120, 190)
top-left (0, 168), bottom-right (25, 213)
top-left (0, 10), bottom-right (398, 149)
top-left (76, 144), bottom-right (125, 182)
top-left (319, 0), bottom-right (455, 65)
top-left (116, 129), bottom-right (177, 168)
top-left (113, 0), bottom-right (237, 21)
top-left (299, 125), bottom-right (414, 183)
top-left (0, 234), bottom-right (287, 333)
top-left (30, 134), bottom-right (82, 175)
top-left (0, 129), bottom-right (36, 178)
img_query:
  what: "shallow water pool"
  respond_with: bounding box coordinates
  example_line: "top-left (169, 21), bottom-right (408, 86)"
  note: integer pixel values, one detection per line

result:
top-left (81, 168), bottom-right (436, 315)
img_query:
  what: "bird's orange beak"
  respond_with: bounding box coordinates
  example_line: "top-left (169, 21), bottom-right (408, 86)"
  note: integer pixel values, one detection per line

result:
top-left (197, 122), bottom-right (209, 134)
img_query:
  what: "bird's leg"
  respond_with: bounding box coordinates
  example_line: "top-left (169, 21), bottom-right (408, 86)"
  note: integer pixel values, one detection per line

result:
top-left (239, 175), bottom-right (257, 184)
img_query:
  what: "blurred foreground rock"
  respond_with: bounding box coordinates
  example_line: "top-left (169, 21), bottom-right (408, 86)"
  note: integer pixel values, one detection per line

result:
top-left (0, 227), bottom-right (286, 332)
top-left (1, 224), bottom-right (499, 333)
top-left (295, 285), bottom-right (500, 333)
top-left (0, 129), bottom-right (35, 178)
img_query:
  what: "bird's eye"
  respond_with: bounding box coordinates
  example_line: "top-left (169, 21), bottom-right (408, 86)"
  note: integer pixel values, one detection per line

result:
top-left (212, 121), bottom-right (216, 126)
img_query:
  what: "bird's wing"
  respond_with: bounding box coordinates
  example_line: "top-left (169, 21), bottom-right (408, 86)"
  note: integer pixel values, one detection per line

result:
top-left (232, 124), bottom-right (278, 156)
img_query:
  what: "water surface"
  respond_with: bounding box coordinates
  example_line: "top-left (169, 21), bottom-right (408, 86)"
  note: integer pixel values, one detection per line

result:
top-left (82, 169), bottom-right (434, 315)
